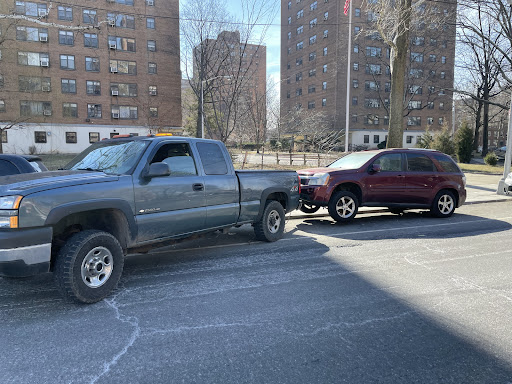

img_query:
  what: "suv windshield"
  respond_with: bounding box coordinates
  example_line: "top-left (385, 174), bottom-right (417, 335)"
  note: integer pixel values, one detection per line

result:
top-left (328, 152), bottom-right (377, 169)
top-left (64, 140), bottom-right (150, 175)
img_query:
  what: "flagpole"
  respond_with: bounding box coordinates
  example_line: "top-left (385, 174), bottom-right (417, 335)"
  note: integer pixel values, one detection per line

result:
top-left (344, 0), bottom-right (352, 153)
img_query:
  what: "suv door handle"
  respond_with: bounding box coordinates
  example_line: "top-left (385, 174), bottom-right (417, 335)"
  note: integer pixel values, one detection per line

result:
top-left (193, 183), bottom-right (204, 191)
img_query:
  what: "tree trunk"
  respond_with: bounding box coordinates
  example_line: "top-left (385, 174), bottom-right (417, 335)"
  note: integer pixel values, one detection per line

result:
top-left (482, 84), bottom-right (490, 156)
top-left (473, 101), bottom-right (482, 152)
top-left (387, 0), bottom-right (412, 148)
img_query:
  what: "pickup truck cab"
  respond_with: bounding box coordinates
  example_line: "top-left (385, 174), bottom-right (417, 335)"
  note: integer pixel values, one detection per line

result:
top-left (0, 136), bottom-right (300, 303)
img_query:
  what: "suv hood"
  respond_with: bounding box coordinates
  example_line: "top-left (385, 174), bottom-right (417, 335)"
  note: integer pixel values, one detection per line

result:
top-left (298, 167), bottom-right (358, 176)
top-left (0, 170), bottom-right (119, 195)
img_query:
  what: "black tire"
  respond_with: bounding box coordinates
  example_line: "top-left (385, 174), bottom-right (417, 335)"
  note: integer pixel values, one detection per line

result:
top-left (328, 190), bottom-right (358, 223)
top-left (431, 190), bottom-right (456, 218)
top-left (54, 230), bottom-right (124, 303)
top-left (299, 202), bottom-right (320, 214)
top-left (389, 208), bottom-right (404, 215)
top-left (254, 200), bottom-right (286, 242)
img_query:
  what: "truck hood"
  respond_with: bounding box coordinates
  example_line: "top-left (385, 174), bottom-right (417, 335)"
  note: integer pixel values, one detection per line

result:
top-left (298, 167), bottom-right (358, 176)
top-left (0, 170), bottom-right (119, 196)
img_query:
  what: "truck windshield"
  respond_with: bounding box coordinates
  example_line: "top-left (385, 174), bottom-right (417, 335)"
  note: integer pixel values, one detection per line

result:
top-left (64, 140), bottom-right (150, 175)
top-left (328, 152), bottom-right (376, 170)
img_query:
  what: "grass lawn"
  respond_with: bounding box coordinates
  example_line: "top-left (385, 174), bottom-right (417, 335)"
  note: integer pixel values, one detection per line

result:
top-left (458, 163), bottom-right (505, 175)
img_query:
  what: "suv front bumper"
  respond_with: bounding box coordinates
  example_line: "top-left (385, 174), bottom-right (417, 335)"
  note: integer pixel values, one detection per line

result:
top-left (0, 227), bottom-right (52, 277)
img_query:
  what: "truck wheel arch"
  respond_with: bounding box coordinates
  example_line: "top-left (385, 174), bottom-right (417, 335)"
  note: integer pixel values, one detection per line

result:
top-left (45, 200), bottom-right (137, 250)
top-left (255, 188), bottom-right (289, 222)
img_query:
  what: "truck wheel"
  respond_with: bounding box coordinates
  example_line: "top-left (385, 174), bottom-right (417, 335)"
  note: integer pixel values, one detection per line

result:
top-left (299, 202), bottom-right (320, 214)
top-left (54, 230), bottom-right (124, 304)
top-left (254, 200), bottom-right (285, 242)
top-left (430, 190), bottom-right (456, 218)
top-left (328, 190), bottom-right (358, 223)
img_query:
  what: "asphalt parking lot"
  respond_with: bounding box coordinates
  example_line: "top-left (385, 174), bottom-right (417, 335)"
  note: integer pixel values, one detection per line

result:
top-left (2, 200), bottom-right (512, 384)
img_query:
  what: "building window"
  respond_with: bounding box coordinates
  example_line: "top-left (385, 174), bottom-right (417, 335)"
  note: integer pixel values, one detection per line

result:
top-left (364, 135), bottom-right (369, 144)
top-left (63, 103), bottom-right (78, 118)
top-left (149, 85), bottom-right (157, 95)
top-left (310, 18), bottom-right (317, 28)
top-left (296, 41), bottom-right (304, 50)
top-left (61, 79), bottom-right (76, 93)
top-left (87, 104), bottom-right (102, 118)
top-left (1, 130), bottom-right (6, 143)
top-left (288, 1), bottom-right (292, 9)
top-left (86, 80), bottom-right (101, 95)
top-left (60, 55), bottom-right (75, 70)
top-left (296, 57), bottom-right (303, 66)
top-left (34, 131), bottom-right (47, 143)
top-left (354, 26), bottom-right (360, 34)
top-left (308, 85), bottom-right (315, 94)
top-left (365, 80), bottom-right (380, 91)
top-left (353, 62), bottom-right (359, 71)
top-left (296, 72), bottom-right (303, 81)
top-left (352, 115), bottom-right (358, 123)
top-left (355, 8), bottom-right (361, 17)
top-left (147, 40), bottom-right (156, 51)
top-left (58, 30), bottom-right (74, 45)
top-left (427, 101), bottom-right (434, 109)
top-left (297, 25), bottom-right (304, 35)
top-left (108, 13), bottom-right (136, 29)
top-left (407, 116), bottom-right (421, 126)
top-left (323, 64), bottom-right (327, 73)
top-left (365, 98), bottom-right (380, 108)
top-left (89, 132), bottom-right (100, 143)
top-left (297, 9), bottom-right (304, 19)
top-left (441, 56), bottom-right (447, 64)
top-left (286, 90), bottom-right (290, 99)
top-left (308, 101), bottom-right (315, 109)
top-left (66, 132), bottom-right (77, 143)
top-left (411, 52), bottom-right (424, 62)
top-left (16, 1), bottom-right (47, 16)
top-left (439, 102), bottom-right (445, 110)
top-left (18, 76), bottom-right (51, 92)
top-left (110, 59), bottom-right (137, 75)
top-left (308, 69), bottom-right (316, 77)
top-left (354, 44), bottom-right (359, 53)
top-left (427, 117), bottom-right (434, 125)
top-left (309, 52), bottom-right (316, 61)
top-left (374, 135), bottom-right (380, 144)
top-left (0, 100), bottom-right (5, 113)
top-left (324, 12), bottom-right (328, 20)
top-left (406, 136), bottom-right (413, 144)
top-left (322, 98), bottom-right (326, 107)
top-left (83, 9), bottom-right (97, 24)
top-left (323, 47), bottom-right (327, 56)
top-left (57, 6), bottom-right (72, 21)
top-left (16, 26), bottom-right (48, 42)
top-left (322, 81), bottom-right (327, 90)
top-left (309, 35), bottom-right (317, 45)
top-left (85, 57), bottom-right (100, 71)
top-left (323, 30), bottom-right (328, 38)
top-left (149, 107), bottom-right (158, 117)
top-left (352, 79), bottom-right (358, 88)
top-left (429, 54), bottom-right (437, 62)
top-left (108, 36), bottom-right (136, 52)
top-left (17, 52), bottom-right (49, 67)
top-left (366, 46), bottom-right (382, 57)
top-left (288, 32), bottom-right (292, 40)
top-left (408, 100), bottom-right (421, 110)
top-left (20, 101), bottom-right (51, 116)
top-left (111, 105), bottom-right (138, 119)
top-left (288, 16), bottom-right (292, 25)
top-left (146, 17), bottom-right (155, 29)
top-left (310, 1), bottom-right (317, 11)
top-left (352, 97), bottom-right (358, 105)
top-left (440, 71), bottom-right (446, 79)
top-left (84, 33), bottom-right (98, 48)
top-left (439, 117), bottom-right (444, 125)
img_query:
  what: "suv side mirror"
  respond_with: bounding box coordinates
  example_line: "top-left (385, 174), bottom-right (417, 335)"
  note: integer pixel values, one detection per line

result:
top-left (370, 164), bottom-right (382, 173)
top-left (146, 162), bottom-right (170, 178)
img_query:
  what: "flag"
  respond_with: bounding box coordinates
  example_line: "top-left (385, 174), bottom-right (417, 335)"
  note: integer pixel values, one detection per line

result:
top-left (344, 0), bottom-right (351, 15)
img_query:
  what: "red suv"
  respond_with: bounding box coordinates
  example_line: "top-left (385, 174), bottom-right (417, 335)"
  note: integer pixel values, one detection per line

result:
top-left (298, 149), bottom-right (466, 222)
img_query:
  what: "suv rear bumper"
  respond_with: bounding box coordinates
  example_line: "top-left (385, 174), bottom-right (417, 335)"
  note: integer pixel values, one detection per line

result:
top-left (0, 227), bottom-right (52, 277)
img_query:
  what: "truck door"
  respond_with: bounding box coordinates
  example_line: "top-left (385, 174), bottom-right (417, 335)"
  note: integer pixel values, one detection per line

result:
top-left (134, 141), bottom-right (206, 242)
top-left (195, 142), bottom-right (239, 229)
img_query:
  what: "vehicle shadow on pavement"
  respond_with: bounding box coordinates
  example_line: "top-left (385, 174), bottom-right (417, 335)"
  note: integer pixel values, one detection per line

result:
top-left (295, 211), bottom-right (512, 241)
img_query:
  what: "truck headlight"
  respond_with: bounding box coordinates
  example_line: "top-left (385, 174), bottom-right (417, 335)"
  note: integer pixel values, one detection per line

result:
top-left (0, 196), bottom-right (22, 228)
top-left (308, 173), bottom-right (330, 186)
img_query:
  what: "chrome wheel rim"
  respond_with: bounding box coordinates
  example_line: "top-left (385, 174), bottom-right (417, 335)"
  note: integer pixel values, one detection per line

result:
top-left (81, 246), bottom-right (113, 288)
top-left (267, 209), bottom-right (281, 234)
top-left (437, 194), bottom-right (454, 215)
top-left (336, 196), bottom-right (356, 218)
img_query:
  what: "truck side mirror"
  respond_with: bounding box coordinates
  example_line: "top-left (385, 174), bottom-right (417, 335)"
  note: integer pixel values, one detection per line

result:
top-left (370, 163), bottom-right (382, 173)
top-left (146, 162), bottom-right (170, 178)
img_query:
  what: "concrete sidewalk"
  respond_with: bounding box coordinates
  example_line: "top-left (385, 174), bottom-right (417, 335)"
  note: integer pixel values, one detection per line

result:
top-left (290, 172), bottom-right (512, 220)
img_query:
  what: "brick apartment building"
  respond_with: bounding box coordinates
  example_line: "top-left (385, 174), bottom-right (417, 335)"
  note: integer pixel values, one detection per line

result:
top-left (281, 0), bottom-right (457, 149)
top-left (0, 0), bottom-right (181, 153)
top-left (193, 31), bottom-right (266, 143)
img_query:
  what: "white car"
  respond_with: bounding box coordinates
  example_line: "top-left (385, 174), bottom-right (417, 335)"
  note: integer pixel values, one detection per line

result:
top-left (505, 172), bottom-right (512, 192)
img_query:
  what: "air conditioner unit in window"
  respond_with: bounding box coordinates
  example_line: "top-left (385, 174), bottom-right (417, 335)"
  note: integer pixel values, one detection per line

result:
top-left (107, 0), bottom-right (116, 3)
top-left (112, 112), bottom-right (120, 119)
top-left (43, 110), bottom-right (52, 116)
top-left (111, 90), bottom-right (119, 96)
top-left (40, 60), bottom-right (49, 67)
top-left (110, 67), bottom-right (118, 73)
top-left (109, 43), bottom-right (117, 49)
top-left (108, 19), bottom-right (115, 26)
top-left (147, 0), bottom-right (154, 5)
top-left (149, 90), bottom-right (157, 95)
top-left (38, 9), bottom-right (48, 17)
top-left (39, 35), bottom-right (48, 42)
top-left (42, 86), bottom-right (51, 92)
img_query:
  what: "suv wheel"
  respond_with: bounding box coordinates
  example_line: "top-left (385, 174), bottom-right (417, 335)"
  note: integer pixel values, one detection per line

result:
top-left (328, 190), bottom-right (358, 222)
top-left (299, 202), bottom-right (320, 214)
top-left (54, 230), bottom-right (124, 303)
top-left (431, 190), bottom-right (456, 218)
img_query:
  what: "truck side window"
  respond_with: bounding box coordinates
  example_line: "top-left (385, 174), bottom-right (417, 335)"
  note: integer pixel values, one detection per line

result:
top-left (150, 143), bottom-right (197, 176)
top-left (196, 142), bottom-right (228, 175)
top-left (0, 160), bottom-right (20, 176)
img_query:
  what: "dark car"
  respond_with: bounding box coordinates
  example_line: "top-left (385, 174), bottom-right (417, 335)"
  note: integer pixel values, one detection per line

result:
top-left (0, 154), bottom-right (48, 176)
top-left (298, 148), bottom-right (467, 222)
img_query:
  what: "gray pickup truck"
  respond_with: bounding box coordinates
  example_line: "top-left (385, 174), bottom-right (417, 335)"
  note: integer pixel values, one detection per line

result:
top-left (0, 136), bottom-right (300, 303)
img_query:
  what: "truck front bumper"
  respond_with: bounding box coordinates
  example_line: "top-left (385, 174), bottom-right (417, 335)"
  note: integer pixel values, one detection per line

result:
top-left (0, 227), bottom-right (52, 277)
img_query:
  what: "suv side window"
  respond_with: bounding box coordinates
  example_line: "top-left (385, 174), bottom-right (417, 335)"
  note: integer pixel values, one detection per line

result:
top-left (406, 153), bottom-right (436, 172)
top-left (433, 154), bottom-right (459, 172)
top-left (196, 142), bottom-right (228, 175)
top-left (372, 153), bottom-right (402, 172)
top-left (0, 159), bottom-right (20, 176)
top-left (150, 143), bottom-right (197, 176)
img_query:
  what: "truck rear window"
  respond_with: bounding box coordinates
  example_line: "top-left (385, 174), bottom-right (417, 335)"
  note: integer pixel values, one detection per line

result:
top-left (196, 143), bottom-right (228, 175)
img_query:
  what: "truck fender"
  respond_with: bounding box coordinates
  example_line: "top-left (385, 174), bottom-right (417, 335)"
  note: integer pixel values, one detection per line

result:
top-left (44, 199), bottom-right (137, 241)
top-left (255, 187), bottom-right (291, 222)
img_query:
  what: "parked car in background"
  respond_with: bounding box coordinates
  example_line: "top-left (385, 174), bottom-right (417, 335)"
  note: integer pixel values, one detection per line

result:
top-left (298, 148), bottom-right (466, 222)
top-left (0, 154), bottom-right (48, 176)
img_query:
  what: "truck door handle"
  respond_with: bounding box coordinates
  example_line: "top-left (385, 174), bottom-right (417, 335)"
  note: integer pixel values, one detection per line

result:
top-left (193, 183), bottom-right (204, 191)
